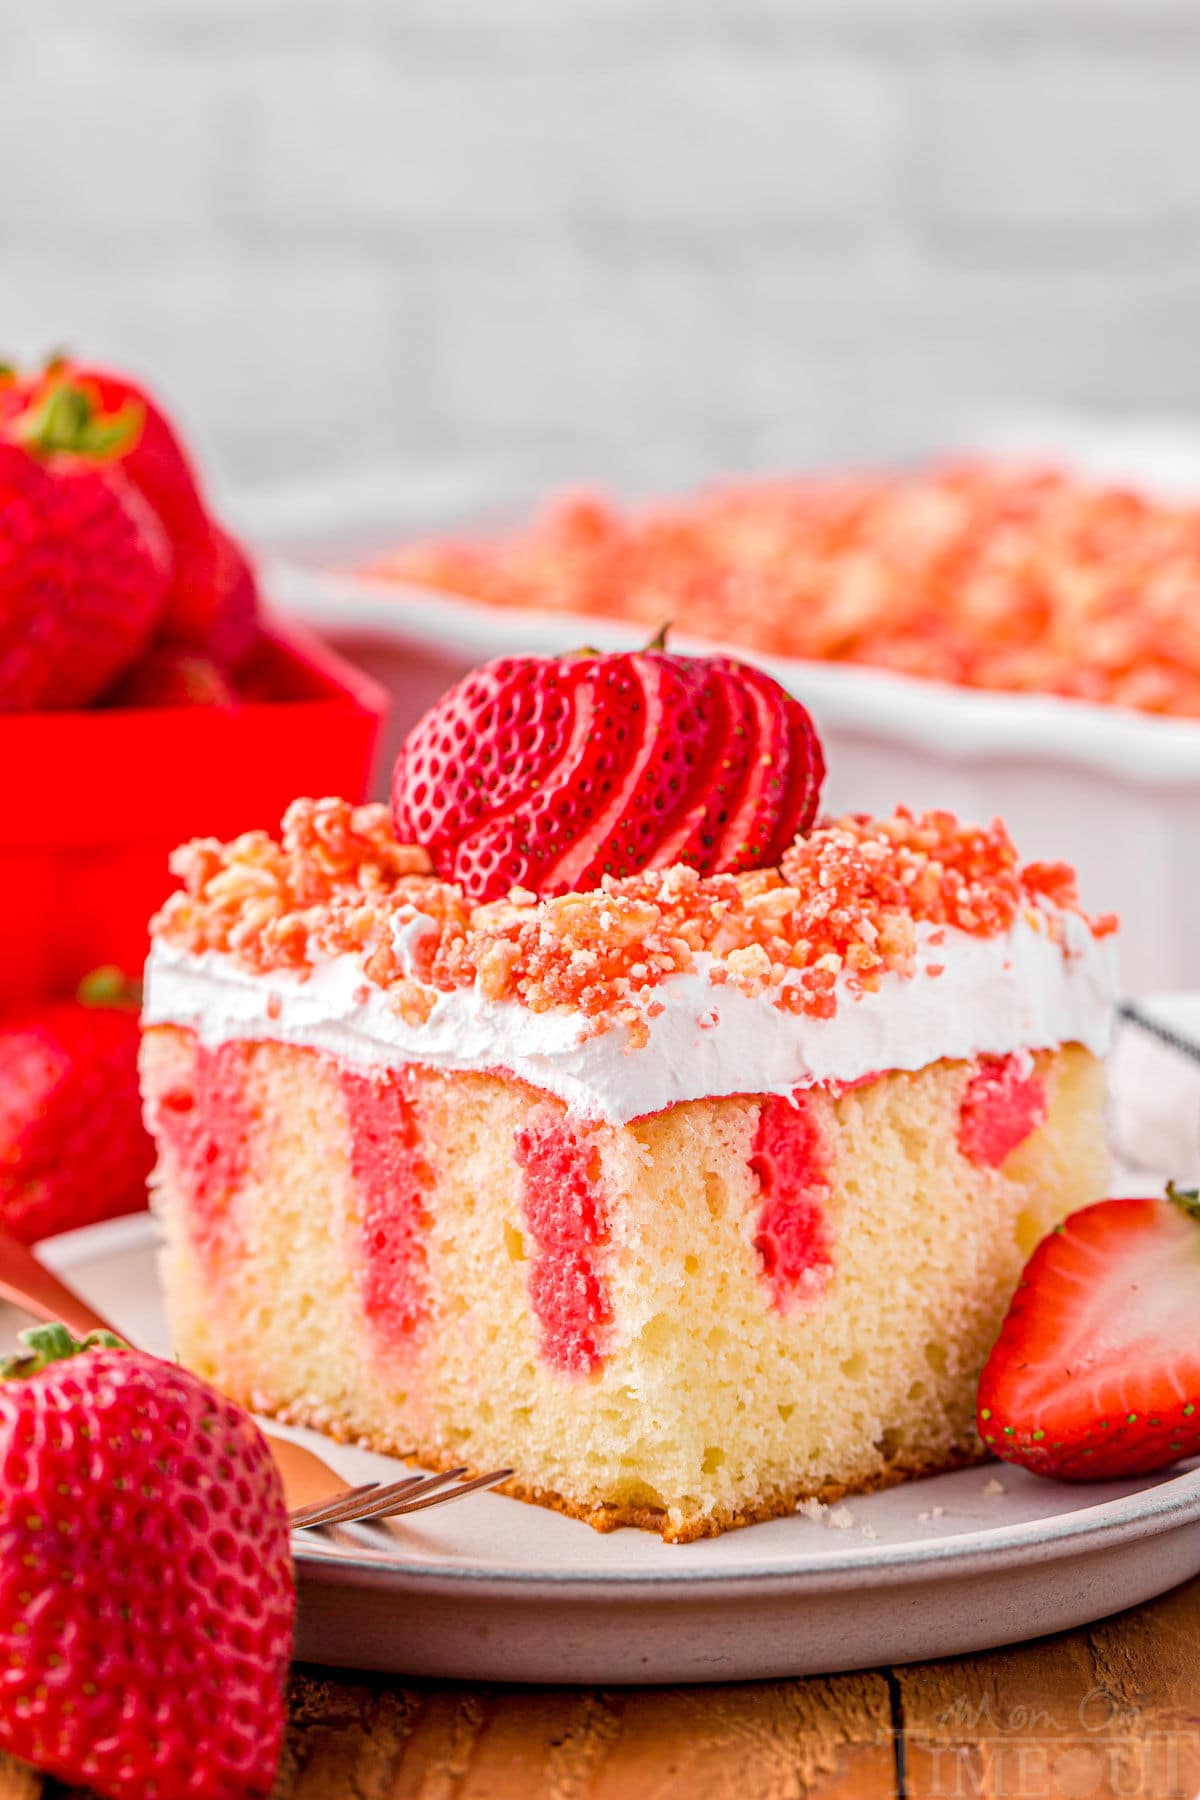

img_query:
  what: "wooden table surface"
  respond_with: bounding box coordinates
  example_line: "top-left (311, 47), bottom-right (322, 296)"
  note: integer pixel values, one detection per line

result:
top-left (3, 1573), bottom-right (1198, 1799)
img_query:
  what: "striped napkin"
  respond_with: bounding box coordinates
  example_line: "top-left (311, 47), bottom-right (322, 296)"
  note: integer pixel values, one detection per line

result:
top-left (1110, 995), bottom-right (1200, 1189)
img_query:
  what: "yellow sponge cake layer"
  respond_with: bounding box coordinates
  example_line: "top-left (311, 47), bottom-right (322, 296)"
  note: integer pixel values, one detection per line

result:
top-left (142, 1028), bottom-right (1107, 1541)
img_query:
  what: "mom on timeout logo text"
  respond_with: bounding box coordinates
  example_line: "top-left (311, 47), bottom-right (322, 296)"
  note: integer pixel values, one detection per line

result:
top-left (899, 1685), bottom-right (1200, 1798)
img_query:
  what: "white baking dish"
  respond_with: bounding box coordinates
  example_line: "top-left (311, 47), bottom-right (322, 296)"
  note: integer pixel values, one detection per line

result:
top-left (270, 560), bottom-right (1200, 996)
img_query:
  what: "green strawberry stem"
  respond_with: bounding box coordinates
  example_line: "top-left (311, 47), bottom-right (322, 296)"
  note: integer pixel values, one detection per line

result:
top-left (77, 964), bottom-right (142, 1010)
top-left (18, 380), bottom-right (143, 461)
top-left (572, 624), bottom-right (671, 662)
top-left (1166, 1180), bottom-right (1200, 1223)
top-left (568, 630), bottom-right (672, 666)
top-left (0, 1322), bottom-right (125, 1380)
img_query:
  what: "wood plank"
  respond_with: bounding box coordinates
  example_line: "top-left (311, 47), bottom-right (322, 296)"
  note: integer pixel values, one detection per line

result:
top-left (894, 1574), bottom-right (1200, 1800)
top-left (280, 1668), bottom-right (898, 1799)
top-left (578, 1677), bottom-right (896, 1800)
top-left (277, 1671), bottom-right (422, 1797)
top-left (0, 1757), bottom-right (41, 1800)
top-left (394, 1688), bottom-right (621, 1799)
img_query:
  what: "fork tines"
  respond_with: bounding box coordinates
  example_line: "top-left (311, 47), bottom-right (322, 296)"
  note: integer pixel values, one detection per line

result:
top-left (288, 1480), bottom-right (380, 1531)
top-left (380, 1466), bottom-right (512, 1518)
top-left (289, 1465), bottom-right (512, 1532)
top-left (293, 1468), bottom-right (465, 1531)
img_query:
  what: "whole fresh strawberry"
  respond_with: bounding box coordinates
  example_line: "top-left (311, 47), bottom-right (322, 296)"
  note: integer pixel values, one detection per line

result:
top-left (0, 386), bottom-right (170, 710)
top-left (193, 520), bottom-right (262, 669)
top-left (0, 1322), bottom-right (293, 1797)
top-left (978, 1184), bottom-right (1200, 1481)
top-left (106, 644), bottom-right (238, 709)
top-left (16, 358), bottom-right (260, 668)
top-left (392, 637), bottom-right (825, 900)
top-left (0, 971), bottom-right (154, 1242)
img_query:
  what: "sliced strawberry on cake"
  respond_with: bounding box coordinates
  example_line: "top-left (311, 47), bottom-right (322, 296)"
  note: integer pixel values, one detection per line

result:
top-left (979, 1184), bottom-right (1200, 1480)
top-left (391, 634), bottom-right (824, 899)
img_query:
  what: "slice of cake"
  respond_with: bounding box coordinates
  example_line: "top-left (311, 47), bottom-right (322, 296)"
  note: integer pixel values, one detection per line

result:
top-left (139, 643), bottom-right (1117, 1541)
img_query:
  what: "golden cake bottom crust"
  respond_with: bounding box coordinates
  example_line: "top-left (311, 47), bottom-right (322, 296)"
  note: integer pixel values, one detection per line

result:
top-left (141, 1028), bottom-right (1109, 1541)
top-left (206, 1379), bottom-right (989, 1542)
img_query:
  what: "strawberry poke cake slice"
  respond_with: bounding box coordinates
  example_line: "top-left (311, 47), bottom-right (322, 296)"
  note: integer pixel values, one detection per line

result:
top-left (139, 642), bottom-right (1117, 1541)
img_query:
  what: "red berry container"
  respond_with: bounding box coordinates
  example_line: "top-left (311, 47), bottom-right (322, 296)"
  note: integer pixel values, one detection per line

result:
top-left (0, 615), bottom-right (387, 1008)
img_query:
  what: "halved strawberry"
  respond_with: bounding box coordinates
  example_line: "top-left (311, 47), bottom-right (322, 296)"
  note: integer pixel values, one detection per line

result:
top-left (977, 1184), bottom-right (1200, 1481)
top-left (391, 640), bottom-right (825, 901)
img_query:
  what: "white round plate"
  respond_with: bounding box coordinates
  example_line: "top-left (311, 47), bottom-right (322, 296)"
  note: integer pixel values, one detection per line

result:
top-left (20, 1213), bottom-right (1200, 1686)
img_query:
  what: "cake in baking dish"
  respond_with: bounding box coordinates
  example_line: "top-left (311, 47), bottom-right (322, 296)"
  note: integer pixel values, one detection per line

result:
top-left (368, 463), bottom-right (1200, 716)
top-left (139, 644), bottom-right (1117, 1541)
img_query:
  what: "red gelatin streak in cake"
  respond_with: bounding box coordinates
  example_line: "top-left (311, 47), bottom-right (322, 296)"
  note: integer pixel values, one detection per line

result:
top-left (752, 1093), bottom-right (833, 1310)
top-left (514, 1114), bottom-right (611, 1374)
top-left (958, 1055), bottom-right (1047, 1168)
top-left (153, 1040), bottom-right (253, 1268)
top-left (342, 1067), bottom-right (429, 1349)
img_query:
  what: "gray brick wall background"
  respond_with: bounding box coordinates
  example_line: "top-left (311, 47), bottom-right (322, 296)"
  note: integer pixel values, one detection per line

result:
top-left (6, 0), bottom-right (1200, 541)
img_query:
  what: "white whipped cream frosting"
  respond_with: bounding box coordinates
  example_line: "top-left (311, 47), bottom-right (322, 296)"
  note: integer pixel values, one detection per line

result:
top-left (143, 906), bottom-right (1117, 1125)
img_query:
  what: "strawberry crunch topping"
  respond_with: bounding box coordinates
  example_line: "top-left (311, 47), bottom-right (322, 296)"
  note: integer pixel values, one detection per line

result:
top-left (156, 798), bottom-right (1115, 1048)
top-left (368, 466), bottom-right (1200, 718)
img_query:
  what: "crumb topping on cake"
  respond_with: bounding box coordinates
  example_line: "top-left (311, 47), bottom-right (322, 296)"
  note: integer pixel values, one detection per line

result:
top-left (155, 798), bottom-right (1116, 1048)
top-left (366, 465), bottom-right (1200, 717)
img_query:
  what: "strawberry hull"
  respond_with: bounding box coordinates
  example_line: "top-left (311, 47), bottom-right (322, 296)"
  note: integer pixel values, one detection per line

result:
top-left (0, 614), bottom-right (386, 1006)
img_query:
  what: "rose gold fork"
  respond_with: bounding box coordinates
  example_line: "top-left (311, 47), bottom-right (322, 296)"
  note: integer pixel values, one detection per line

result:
top-left (288, 1464), bottom-right (511, 1532)
top-left (0, 1226), bottom-right (509, 1527)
